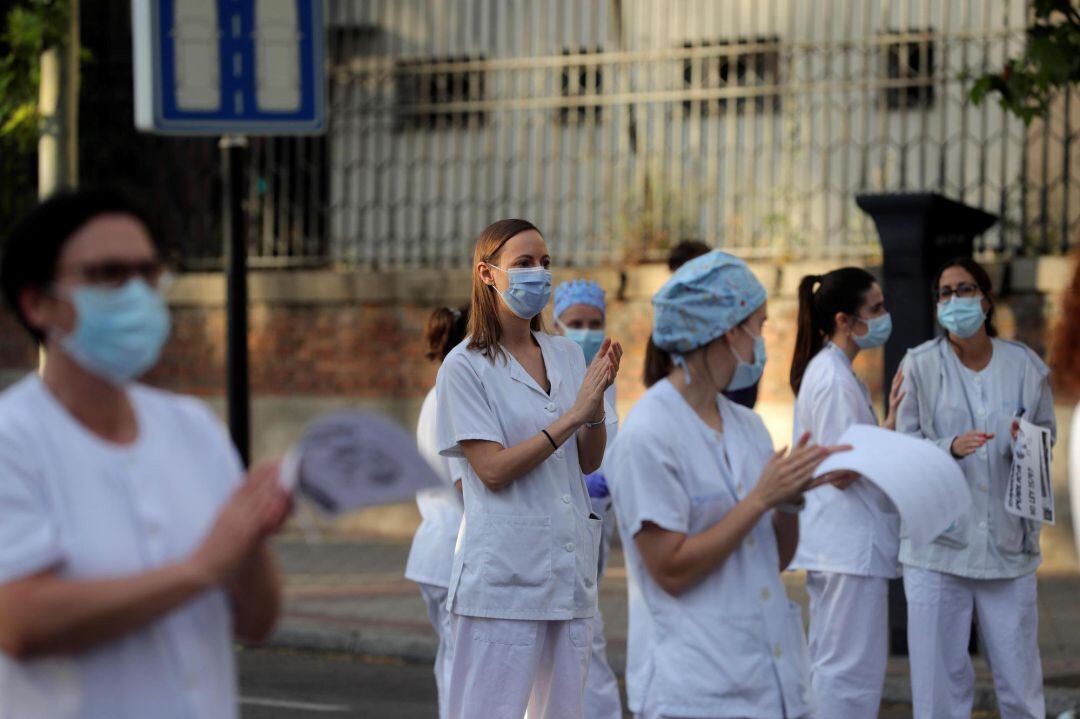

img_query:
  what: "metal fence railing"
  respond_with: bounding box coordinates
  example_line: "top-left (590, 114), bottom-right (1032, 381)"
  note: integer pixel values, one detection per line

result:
top-left (317, 0), bottom-right (1078, 269)
top-left (5, 1), bottom-right (1079, 269)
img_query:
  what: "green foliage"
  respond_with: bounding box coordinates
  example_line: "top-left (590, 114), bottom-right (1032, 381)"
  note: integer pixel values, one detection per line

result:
top-left (0, 0), bottom-right (70, 148)
top-left (969, 1), bottom-right (1080, 123)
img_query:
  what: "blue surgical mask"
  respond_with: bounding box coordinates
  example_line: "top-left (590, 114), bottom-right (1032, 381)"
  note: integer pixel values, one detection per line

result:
top-left (562, 326), bottom-right (605, 364)
top-left (488, 264), bottom-right (552, 320)
top-left (853, 312), bottom-right (892, 349)
top-left (58, 278), bottom-right (171, 385)
top-left (727, 327), bottom-right (766, 391)
top-left (937, 296), bottom-right (986, 339)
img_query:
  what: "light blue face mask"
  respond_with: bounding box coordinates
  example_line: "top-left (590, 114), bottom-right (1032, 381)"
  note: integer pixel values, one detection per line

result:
top-left (58, 278), bottom-right (172, 385)
top-left (853, 311), bottom-right (892, 349)
top-left (562, 326), bottom-right (606, 364)
top-left (727, 327), bottom-right (766, 391)
top-left (487, 264), bottom-right (552, 320)
top-left (937, 296), bottom-right (986, 339)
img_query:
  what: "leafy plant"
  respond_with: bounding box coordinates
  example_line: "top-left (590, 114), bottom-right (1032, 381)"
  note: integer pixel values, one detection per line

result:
top-left (0, 0), bottom-right (70, 149)
top-left (969, 0), bottom-right (1080, 123)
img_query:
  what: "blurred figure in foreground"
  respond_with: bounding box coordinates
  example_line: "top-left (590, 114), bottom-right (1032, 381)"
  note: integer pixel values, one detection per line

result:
top-left (0, 188), bottom-right (289, 718)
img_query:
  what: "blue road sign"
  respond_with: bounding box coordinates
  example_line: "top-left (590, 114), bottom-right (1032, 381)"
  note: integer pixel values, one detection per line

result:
top-left (133, 0), bottom-right (325, 135)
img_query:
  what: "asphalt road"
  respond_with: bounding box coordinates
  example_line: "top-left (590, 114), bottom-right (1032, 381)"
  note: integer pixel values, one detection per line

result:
top-left (237, 647), bottom-right (929, 718)
top-left (238, 648), bottom-right (438, 719)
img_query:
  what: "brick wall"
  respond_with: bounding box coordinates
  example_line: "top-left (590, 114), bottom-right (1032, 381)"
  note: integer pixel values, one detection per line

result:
top-left (0, 257), bottom-right (1072, 411)
top-left (146, 304), bottom-right (439, 398)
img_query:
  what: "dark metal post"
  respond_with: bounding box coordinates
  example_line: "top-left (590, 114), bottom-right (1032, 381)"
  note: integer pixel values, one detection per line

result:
top-left (221, 135), bottom-right (250, 467)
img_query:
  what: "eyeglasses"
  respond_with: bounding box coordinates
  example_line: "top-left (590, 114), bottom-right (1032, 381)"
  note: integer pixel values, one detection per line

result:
top-left (60, 259), bottom-right (170, 289)
top-left (935, 282), bottom-right (980, 302)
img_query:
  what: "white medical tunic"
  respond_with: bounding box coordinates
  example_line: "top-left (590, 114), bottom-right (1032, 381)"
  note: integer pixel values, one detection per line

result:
top-left (0, 376), bottom-right (243, 719)
top-left (405, 387), bottom-right (465, 589)
top-left (897, 338), bottom-right (1055, 579)
top-left (435, 332), bottom-right (601, 621)
top-left (790, 343), bottom-right (900, 578)
top-left (608, 379), bottom-right (812, 719)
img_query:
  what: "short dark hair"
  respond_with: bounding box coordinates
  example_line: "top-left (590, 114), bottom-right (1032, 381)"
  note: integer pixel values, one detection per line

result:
top-left (0, 187), bottom-right (159, 343)
top-left (667, 240), bottom-right (711, 272)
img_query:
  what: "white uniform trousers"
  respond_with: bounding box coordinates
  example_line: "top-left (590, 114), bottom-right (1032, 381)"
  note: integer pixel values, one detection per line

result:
top-left (805, 571), bottom-right (889, 719)
top-left (447, 614), bottom-right (592, 719)
top-left (904, 566), bottom-right (1044, 719)
top-left (584, 608), bottom-right (623, 719)
top-left (418, 584), bottom-right (454, 719)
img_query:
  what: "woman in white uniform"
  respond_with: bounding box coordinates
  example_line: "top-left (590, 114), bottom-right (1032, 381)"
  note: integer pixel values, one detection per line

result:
top-left (0, 188), bottom-right (287, 718)
top-left (553, 279), bottom-right (622, 719)
top-left (897, 257), bottom-right (1055, 719)
top-left (786, 267), bottom-right (905, 719)
top-left (435, 219), bottom-right (623, 719)
top-left (405, 304), bottom-right (469, 719)
top-left (608, 251), bottom-right (847, 719)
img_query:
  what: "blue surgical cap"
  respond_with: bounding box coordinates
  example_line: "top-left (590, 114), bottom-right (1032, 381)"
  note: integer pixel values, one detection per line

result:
top-left (651, 251), bottom-right (767, 353)
top-left (554, 279), bottom-right (606, 319)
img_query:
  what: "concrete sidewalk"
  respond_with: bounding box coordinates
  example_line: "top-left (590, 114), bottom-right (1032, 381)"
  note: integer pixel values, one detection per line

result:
top-left (268, 535), bottom-right (1080, 717)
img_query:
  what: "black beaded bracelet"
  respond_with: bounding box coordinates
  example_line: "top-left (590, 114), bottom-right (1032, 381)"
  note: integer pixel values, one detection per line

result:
top-left (541, 429), bottom-right (558, 450)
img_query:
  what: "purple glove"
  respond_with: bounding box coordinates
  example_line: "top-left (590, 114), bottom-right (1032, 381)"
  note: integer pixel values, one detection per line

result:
top-left (585, 472), bottom-right (609, 499)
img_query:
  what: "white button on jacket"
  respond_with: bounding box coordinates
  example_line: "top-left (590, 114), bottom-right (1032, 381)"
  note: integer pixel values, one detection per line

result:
top-left (435, 332), bottom-right (601, 621)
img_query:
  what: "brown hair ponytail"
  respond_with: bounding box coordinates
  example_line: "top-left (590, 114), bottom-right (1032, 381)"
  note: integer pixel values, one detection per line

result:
top-left (643, 335), bottom-right (673, 388)
top-left (789, 267), bottom-right (877, 394)
top-left (425, 304), bottom-right (470, 362)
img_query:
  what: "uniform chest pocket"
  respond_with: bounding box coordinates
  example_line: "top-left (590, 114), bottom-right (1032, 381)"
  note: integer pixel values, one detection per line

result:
top-left (689, 492), bottom-right (735, 530)
top-left (481, 514), bottom-right (552, 587)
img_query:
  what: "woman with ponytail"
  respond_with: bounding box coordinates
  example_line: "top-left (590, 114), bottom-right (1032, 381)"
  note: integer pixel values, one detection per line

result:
top-left (405, 303), bottom-right (470, 719)
top-left (787, 267), bottom-right (905, 719)
top-left (434, 219), bottom-right (622, 719)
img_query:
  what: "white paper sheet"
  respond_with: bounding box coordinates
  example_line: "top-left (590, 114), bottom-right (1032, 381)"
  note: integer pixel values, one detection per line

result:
top-left (812, 424), bottom-right (971, 549)
top-left (279, 410), bottom-right (443, 515)
top-left (1005, 418), bottom-right (1055, 525)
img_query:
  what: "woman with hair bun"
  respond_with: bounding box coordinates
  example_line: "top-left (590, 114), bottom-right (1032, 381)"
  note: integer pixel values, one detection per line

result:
top-left (610, 251), bottom-right (847, 719)
top-left (406, 303), bottom-right (470, 719)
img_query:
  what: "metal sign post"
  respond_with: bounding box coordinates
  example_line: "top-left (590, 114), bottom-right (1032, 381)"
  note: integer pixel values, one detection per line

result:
top-left (221, 135), bottom-right (250, 464)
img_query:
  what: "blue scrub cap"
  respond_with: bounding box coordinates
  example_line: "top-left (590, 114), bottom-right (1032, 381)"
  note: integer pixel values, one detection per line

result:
top-left (554, 279), bottom-right (606, 319)
top-left (651, 250), bottom-right (767, 353)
